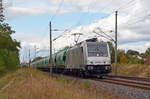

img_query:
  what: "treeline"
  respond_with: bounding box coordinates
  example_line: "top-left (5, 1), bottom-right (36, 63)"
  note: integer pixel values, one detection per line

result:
top-left (108, 42), bottom-right (150, 64)
top-left (0, 1), bottom-right (20, 76)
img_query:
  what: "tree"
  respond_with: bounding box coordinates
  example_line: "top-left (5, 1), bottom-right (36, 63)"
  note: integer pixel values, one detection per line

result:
top-left (0, 1), bottom-right (20, 75)
top-left (107, 42), bottom-right (126, 63)
top-left (127, 50), bottom-right (139, 55)
top-left (145, 47), bottom-right (150, 58)
top-left (117, 49), bottom-right (125, 63)
top-left (0, 1), bottom-right (4, 22)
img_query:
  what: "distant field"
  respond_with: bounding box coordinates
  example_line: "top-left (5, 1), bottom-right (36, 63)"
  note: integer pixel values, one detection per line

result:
top-left (111, 64), bottom-right (150, 77)
top-left (0, 68), bottom-right (116, 99)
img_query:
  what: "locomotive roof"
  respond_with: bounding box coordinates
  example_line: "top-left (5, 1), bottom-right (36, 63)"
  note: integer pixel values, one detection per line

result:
top-left (85, 38), bottom-right (98, 42)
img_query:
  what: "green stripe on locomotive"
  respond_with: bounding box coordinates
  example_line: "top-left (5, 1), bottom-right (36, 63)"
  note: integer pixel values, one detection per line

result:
top-left (55, 48), bottom-right (68, 68)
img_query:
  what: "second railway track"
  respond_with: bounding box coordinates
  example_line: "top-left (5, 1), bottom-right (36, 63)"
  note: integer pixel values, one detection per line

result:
top-left (44, 69), bottom-right (150, 91)
top-left (92, 76), bottom-right (150, 91)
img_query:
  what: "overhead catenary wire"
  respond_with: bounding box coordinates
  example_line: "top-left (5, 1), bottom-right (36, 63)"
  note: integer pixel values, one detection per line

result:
top-left (117, 7), bottom-right (150, 26)
top-left (99, 0), bottom-right (136, 26)
top-left (93, 31), bottom-right (114, 42)
top-left (52, 0), bottom-right (91, 41)
top-left (125, 8), bottom-right (150, 23)
top-left (126, 16), bottom-right (150, 26)
top-left (98, 28), bottom-right (114, 41)
top-left (117, 1), bottom-right (136, 12)
top-left (53, 0), bottom-right (118, 41)
top-left (52, 1), bottom-right (93, 42)
top-left (116, 0), bottom-right (150, 22)
top-left (78, 0), bottom-right (149, 43)
top-left (50, 0), bottom-right (64, 21)
top-left (116, 0), bottom-right (135, 11)
top-left (118, 8), bottom-right (150, 26)
top-left (85, 0), bottom-right (137, 42)
top-left (99, 0), bottom-right (114, 12)
top-left (76, 0), bottom-right (116, 26)
top-left (74, 0), bottom-right (118, 41)
top-left (95, 0), bottom-right (140, 40)
top-left (75, 0), bottom-right (96, 26)
top-left (100, 0), bottom-right (136, 16)
top-left (53, 0), bottom-right (140, 45)
top-left (89, 0), bottom-right (115, 25)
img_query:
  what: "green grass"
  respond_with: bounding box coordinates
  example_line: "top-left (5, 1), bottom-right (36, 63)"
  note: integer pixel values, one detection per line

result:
top-left (58, 76), bottom-right (68, 84)
top-left (82, 80), bottom-right (90, 88)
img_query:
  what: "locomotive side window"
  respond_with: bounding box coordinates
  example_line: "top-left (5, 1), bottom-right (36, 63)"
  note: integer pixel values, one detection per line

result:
top-left (81, 47), bottom-right (83, 53)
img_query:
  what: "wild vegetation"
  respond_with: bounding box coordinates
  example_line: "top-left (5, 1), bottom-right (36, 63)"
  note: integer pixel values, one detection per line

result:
top-left (111, 64), bottom-right (150, 77)
top-left (108, 42), bottom-right (150, 64)
top-left (108, 42), bottom-right (150, 77)
top-left (0, 1), bottom-right (20, 76)
top-left (0, 68), bottom-right (116, 99)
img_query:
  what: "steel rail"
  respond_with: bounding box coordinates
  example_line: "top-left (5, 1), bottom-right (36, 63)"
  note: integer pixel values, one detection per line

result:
top-left (92, 76), bottom-right (150, 91)
top-left (105, 75), bottom-right (150, 82)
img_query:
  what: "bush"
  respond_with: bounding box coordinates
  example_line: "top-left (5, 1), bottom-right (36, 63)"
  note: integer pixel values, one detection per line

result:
top-left (120, 56), bottom-right (128, 64)
top-left (0, 49), bottom-right (20, 76)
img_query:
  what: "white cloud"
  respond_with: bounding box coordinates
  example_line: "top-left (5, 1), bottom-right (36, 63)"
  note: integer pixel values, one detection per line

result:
top-left (12, 32), bottom-right (51, 62)
top-left (12, 32), bottom-right (49, 50)
top-left (51, 0), bottom-right (150, 52)
top-left (4, 6), bottom-right (70, 20)
top-left (4, 0), bottom-right (139, 20)
top-left (119, 41), bottom-right (150, 53)
top-left (5, 7), bottom-right (47, 19)
top-left (9, 0), bottom-right (150, 60)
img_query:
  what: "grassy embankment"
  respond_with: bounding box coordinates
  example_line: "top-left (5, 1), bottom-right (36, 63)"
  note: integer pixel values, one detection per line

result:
top-left (111, 64), bottom-right (150, 77)
top-left (0, 68), bottom-right (115, 99)
top-left (1, 64), bottom-right (149, 98)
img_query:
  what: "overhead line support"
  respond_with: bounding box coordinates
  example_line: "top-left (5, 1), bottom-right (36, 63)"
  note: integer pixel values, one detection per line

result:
top-left (115, 11), bottom-right (118, 76)
top-left (49, 21), bottom-right (53, 76)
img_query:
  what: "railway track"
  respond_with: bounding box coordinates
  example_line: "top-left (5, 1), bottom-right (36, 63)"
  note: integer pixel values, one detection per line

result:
top-left (105, 75), bottom-right (150, 82)
top-left (93, 76), bottom-right (150, 91)
top-left (43, 69), bottom-right (150, 91)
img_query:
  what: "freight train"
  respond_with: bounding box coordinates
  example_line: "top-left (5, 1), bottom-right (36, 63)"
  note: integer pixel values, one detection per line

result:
top-left (31, 38), bottom-right (111, 78)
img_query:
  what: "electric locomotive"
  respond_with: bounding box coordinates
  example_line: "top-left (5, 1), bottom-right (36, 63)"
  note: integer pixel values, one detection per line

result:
top-left (31, 38), bottom-right (111, 78)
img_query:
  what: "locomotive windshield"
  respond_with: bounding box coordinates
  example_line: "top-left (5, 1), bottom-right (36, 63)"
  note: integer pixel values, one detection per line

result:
top-left (87, 42), bottom-right (108, 57)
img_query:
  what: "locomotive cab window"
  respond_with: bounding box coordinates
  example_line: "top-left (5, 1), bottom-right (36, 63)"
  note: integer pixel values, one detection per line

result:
top-left (87, 42), bottom-right (108, 57)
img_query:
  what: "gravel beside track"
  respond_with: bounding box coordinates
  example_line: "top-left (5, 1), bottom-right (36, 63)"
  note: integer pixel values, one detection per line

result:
top-left (52, 74), bottom-right (150, 99)
top-left (90, 80), bottom-right (150, 99)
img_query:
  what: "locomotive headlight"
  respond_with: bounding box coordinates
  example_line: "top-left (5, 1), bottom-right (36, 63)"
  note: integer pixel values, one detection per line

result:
top-left (105, 61), bottom-right (110, 64)
top-left (105, 61), bottom-right (109, 64)
top-left (87, 60), bottom-right (93, 64)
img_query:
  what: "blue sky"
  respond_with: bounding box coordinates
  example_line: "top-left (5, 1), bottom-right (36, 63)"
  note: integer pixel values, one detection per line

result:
top-left (8, 12), bottom-right (108, 38)
top-left (4, 0), bottom-right (150, 62)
